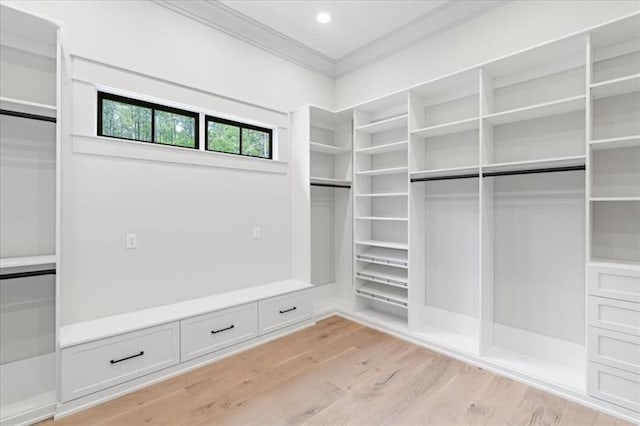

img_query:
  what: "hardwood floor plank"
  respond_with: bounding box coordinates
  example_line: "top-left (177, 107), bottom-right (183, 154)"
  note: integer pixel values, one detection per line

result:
top-left (42, 316), bottom-right (633, 426)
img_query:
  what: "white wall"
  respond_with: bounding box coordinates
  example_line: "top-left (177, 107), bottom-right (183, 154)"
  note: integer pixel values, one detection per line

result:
top-left (4, 0), bottom-right (334, 324)
top-left (335, 0), bottom-right (640, 108)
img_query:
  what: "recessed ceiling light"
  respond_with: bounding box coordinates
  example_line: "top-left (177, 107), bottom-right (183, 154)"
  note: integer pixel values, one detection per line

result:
top-left (316, 12), bottom-right (331, 24)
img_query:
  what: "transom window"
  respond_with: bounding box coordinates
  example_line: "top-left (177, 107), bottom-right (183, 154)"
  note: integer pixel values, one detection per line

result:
top-left (206, 116), bottom-right (272, 159)
top-left (98, 92), bottom-right (199, 149)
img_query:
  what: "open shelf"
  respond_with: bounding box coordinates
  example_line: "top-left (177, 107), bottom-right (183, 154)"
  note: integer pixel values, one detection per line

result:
top-left (590, 258), bottom-right (640, 269)
top-left (591, 197), bottom-right (640, 202)
top-left (590, 73), bottom-right (640, 100)
top-left (411, 165), bottom-right (479, 181)
top-left (355, 166), bottom-right (408, 176)
top-left (0, 352), bottom-right (56, 424)
top-left (356, 140), bottom-right (407, 155)
top-left (0, 255), bottom-right (55, 270)
top-left (356, 264), bottom-right (408, 286)
top-left (355, 192), bottom-right (408, 198)
top-left (355, 216), bottom-right (408, 221)
top-left (485, 346), bottom-right (585, 392)
top-left (355, 114), bottom-right (407, 134)
top-left (0, 97), bottom-right (56, 120)
top-left (483, 95), bottom-right (586, 126)
top-left (310, 176), bottom-right (351, 187)
top-left (590, 134), bottom-right (640, 150)
top-left (309, 142), bottom-right (346, 155)
top-left (356, 246), bottom-right (408, 268)
top-left (411, 117), bottom-right (479, 138)
top-left (356, 282), bottom-right (408, 308)
top-left (482, 155), bottom-right (586, 174)
top-left (356, 240), bottom-right (409, 250)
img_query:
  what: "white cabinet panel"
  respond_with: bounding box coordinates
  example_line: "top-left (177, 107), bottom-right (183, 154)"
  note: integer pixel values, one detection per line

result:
top-left (180, 303), bottom-right (257, 362)
top-left (61, 322), bottom-right (179, 402)
top-left (589, 265), bottom-right (640, 303)
top-left (258, 290), bottom-right (312, 335)
top-left (589, 327), bottom-right (640, 374)
top-left (588, 362), bottom-right (640, 413)
top-left (589, 296), bottom-right (640, 336)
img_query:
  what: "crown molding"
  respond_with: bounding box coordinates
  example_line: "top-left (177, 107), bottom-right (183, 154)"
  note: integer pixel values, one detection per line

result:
top-left (153, 0), bottom-right (507, 78)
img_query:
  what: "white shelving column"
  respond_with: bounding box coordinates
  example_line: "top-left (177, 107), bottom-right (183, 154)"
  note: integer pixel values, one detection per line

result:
top-left (353, 93), bottom-right (410, 329)
top-left (408, 69), bottom-right (482, 355)
top-left (586, 14), bottom-right (640, 417)
top-left (0, 5), bottom-right (60, 425)
top-left (478, 34), bottom-right (589, 392)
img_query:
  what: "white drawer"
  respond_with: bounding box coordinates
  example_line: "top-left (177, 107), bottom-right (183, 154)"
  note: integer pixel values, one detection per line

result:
top-left (588, 362), bottom-right (640, 413)
top-left (180, 302), bottom-right (258, 362)
top-left (589, 265), bottom-right (640, 303)
top-left (61, 322), bottom-right (179, 402)
top-left (589, 327), bottom-right (640, 374)
top-left (589, 296), bottom-right (640, 337)
top-left (258, 289), bottom-right (312, 335)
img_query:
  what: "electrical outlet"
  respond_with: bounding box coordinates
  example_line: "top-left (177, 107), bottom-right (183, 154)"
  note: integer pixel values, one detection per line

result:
top-left (126, 233), bottom-right (138, 249)
top-left (253, 226), bottom-right (261, 239)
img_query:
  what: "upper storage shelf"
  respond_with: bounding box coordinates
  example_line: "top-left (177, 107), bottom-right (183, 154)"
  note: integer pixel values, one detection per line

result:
top-left (590, 14), bottom-right (640, 85)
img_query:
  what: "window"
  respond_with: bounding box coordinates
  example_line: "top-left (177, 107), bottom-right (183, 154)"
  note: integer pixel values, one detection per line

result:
top-left (98, 92), bottom-right (199, 149)
top-left (206, 116), bottom-right (272, 159)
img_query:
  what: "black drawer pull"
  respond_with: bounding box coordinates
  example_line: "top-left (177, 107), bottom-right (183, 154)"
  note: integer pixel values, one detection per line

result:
top-left (110, 351), bottom-right (144, 364)
top-left (279, 306), bottom-right (297, 314)
top-left (211, 324), bottom-right (235, 334)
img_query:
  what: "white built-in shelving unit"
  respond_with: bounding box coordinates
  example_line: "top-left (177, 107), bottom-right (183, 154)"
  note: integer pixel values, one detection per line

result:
top-left (293, 12), bottom-right (640, 423)
top-left (0, 5), bottom-right (60, 425)
top-left (353, 93), bottom-right (410, 328)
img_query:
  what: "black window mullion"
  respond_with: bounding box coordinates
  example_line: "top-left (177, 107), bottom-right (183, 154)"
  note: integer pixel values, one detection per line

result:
top-left (239, 125), bottom-right (243, 156)
top-left (151, 108), bottom-right (156, 144)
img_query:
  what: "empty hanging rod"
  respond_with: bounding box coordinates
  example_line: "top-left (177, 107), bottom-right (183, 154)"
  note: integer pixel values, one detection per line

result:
top-left (0, 268), bottom-right (56, 280)
top-left (482, 165), bottom-right (585, 178)
top-left (310, 183), bottom-right (351, 189)
top-left (0, 109), bottom-right (56, 123)
top-left (411, 173), bottom-right (479, 183)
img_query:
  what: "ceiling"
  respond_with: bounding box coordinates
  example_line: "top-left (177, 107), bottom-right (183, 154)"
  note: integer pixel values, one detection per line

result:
top-left (219, 1), bottom-right (448, 60)
top-left (155, 0), bottom-right (505, 77)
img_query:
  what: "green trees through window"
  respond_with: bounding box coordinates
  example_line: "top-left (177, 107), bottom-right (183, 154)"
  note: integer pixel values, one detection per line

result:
top-left (206, 117), bottom-right (272, 159)
top-left (99, 92), bottom-right (198, 149)
top-left (98, 92), bottom-right (272, 159)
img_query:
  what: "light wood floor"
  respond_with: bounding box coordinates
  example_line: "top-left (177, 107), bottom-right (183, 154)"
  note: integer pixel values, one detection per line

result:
top-left (45, 316), bottom-right (631, 425)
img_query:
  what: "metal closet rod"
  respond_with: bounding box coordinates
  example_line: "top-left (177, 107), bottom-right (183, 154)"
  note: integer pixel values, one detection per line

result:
top-left (310, 183), bottom-right (351, 189)
top-left (0, 269), bottom-right (56, 280)
top-left (411, 165), bottom-right (585, 183)
top-left (0, 109), bottom-right (56, 123)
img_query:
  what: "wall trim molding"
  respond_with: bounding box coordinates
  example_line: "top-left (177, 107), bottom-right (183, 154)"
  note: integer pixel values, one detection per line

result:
top-left (152, 0), bottom-right (507, 78)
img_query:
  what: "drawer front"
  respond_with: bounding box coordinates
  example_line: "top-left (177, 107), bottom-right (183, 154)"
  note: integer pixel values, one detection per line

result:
top-left (589, 296), bottom-right (640, 337)
top-left (589, 327), bottom-right (640, 374)
top-left (181, 302), bottom-right (258, 362)
top-left (258, 289), bottom-right (312, 335)
top-left (589, 265), bottom-right (640, 303)
top-left (61, 322), bottom-right (179, 402)
top-left (588, 362), bottom-right (640, 413)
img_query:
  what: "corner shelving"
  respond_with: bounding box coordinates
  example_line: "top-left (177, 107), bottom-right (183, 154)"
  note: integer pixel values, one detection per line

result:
top-left (590, 135), bottom-right (640, 150)
top-left (355, 240), bottom-right (409, 250)
top-left (310, 176), bottom-right (351, 187)
top-left (355, 166), bottom-right (408, 176)
top-left (355, 192), bottom-right (408, 198)
top-left (309, 141), bottom-right (346, 155)
top-left (355, 140), bottom-right (407, 155)
top-left (411, 165), bottom-right (480, 181)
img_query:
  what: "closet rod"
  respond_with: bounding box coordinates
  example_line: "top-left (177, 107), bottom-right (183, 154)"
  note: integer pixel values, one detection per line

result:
top-left (0, 268), bottom-right (56, 280)
top-left (411, 173), bottom-right (479, 183)
top-left (0, 109), bottom-right (56, 123)
top-left (310, 183), bottom-right (351, 189)
top-left (482, 165), bottom-right (585, 178)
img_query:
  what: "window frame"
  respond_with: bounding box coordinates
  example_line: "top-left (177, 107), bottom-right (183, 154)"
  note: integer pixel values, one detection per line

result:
top-left (97, 91), bottom-right (200, 150)
top-left (205, 115), bottom-right (273, 160)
